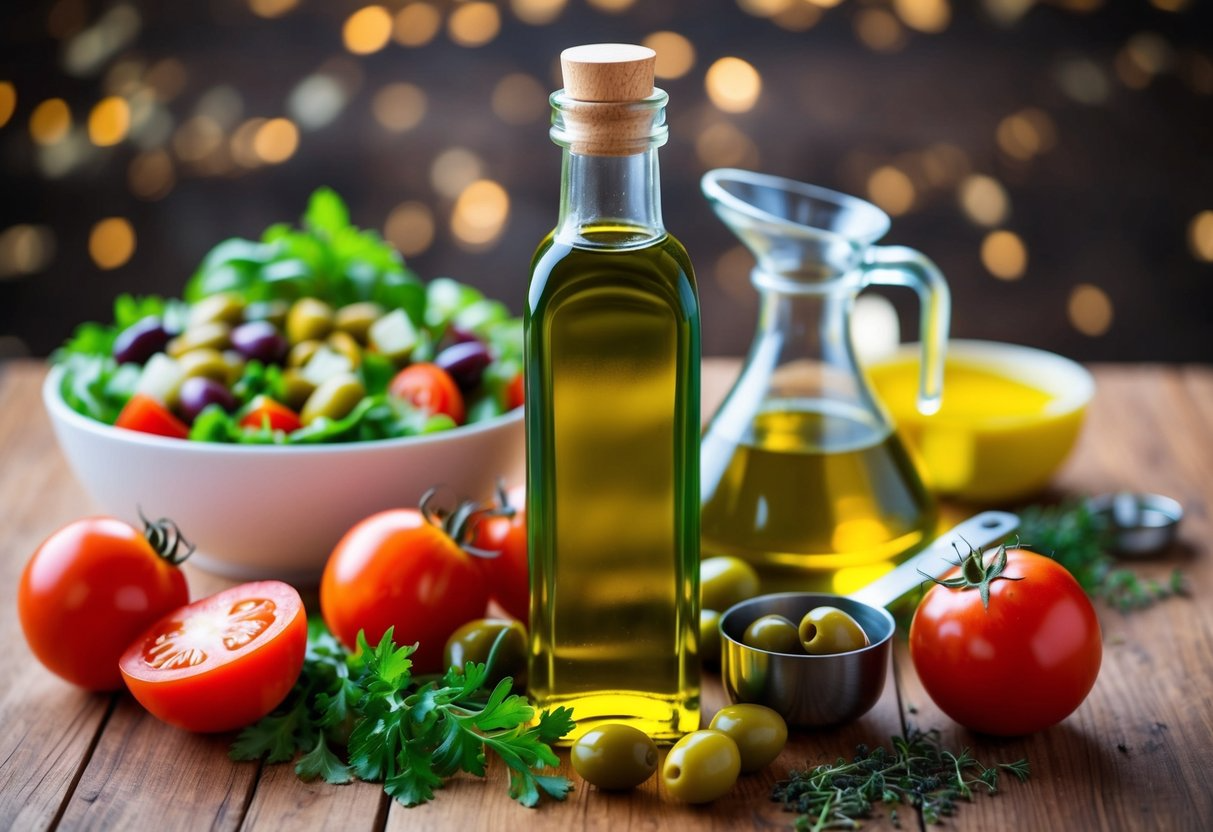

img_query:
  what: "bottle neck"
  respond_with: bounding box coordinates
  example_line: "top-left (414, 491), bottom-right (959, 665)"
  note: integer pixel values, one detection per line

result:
top-left (555, 148), bottom-right (665, 247)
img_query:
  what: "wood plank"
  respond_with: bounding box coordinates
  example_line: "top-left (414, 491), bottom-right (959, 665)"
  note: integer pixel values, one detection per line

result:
top-left (0, 364), bottom-right (114, 832)
top-left (892, 365), bottom-right (1213, 831)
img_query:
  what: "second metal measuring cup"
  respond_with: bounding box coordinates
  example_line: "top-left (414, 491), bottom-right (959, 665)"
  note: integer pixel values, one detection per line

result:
top-left (718, 511), bottom-right (1019, 727)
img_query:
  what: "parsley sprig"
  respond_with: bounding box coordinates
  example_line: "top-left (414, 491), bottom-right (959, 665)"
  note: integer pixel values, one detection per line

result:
top-left (773, 728), bottom-right (1029, 829)
top-left (230, 621), bottom-right (575, 808)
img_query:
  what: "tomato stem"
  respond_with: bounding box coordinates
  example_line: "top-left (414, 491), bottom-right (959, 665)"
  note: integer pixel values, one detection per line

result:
top-left (418, 487), bottom-right (512, 560)
top-left (138, 506), bottom-right (196, 566)
top-left (926, 540), bottom-right (1024, 610)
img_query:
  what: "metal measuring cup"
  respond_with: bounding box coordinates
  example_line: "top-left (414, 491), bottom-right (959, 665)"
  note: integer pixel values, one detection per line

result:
top-left (718, 511), bottom-right (1020, 728)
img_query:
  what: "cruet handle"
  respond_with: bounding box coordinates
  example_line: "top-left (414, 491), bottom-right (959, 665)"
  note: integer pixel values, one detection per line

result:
top-left (861, 245), bottom-right (951, 415)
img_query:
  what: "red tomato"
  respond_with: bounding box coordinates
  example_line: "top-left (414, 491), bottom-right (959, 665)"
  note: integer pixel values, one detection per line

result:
top-left (389, 363), bottom-right (466, 425)
top-left (19, 516), bottom-right (190, 691)
top-left (506, 372), bottom-right (524, 411)
top-left (239, 396), bottom-right (303, 433)
top-left (119, 581), bottom-right (307, 733)
top-left (321, 508), bottom-right (490, 673)
top-left (909, 546), bottom-right (1101, 736)
top-left (471, 485), bottom-right (528, 622)
top-left (115, 393), bottom-right (190, 439)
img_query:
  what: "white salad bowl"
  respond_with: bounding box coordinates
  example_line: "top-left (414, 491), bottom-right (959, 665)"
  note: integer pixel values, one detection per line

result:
top-left (43, 364), bottom-right (525, 584)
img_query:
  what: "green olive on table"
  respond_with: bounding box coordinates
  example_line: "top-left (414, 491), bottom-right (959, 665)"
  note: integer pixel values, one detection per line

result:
top-left (708, 704), bottom-right (787, 774)
top-left (443, 618), bottom-right (526, 686)
top-left (798, 606), bottom-right (870, 655)
top-left (286, 297), bottom-right (334, 345)
top-left (300, 373), bottom-right (365, 425)
top-left (700, 609), bottom-right (722, 669)
top-left (742, 614), bottom-right (802, 654)
top-left (701, 556), bottom-right (761, 613)
top-left (570, 724), bottom-right (658, 791)
top-left (661, 729), bottom-right (741, 803)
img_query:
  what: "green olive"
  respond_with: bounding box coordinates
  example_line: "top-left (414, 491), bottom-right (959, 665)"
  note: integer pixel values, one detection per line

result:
top-left (176, 348), bottom-right (231, 384)
top-left (243, 299), bottom-right (289, 328)
top-left (570, 724), bottom-right (658, 791)
top-left (280, 369), bottom-right (317, 411)
top-left (288, 339), bottom-right (322, 369)
top-left (708, 704), bottom-right (788, 774)
top-left (300, 373), bottom-right (365, 425)
top-left (188, 292), bottom-right (245, 328)
top-left (661, 729), bottom-right (740, 803)
top-left (167, 322), bottom-right (230, 357)
top-left (700, 610), bottom-right (722, 669)
top-left (701, 556), bottom-right (761, 613)
top-left (742, 615), bottom-right (802, 654)
top-left (326, 330), bottom-right (363, 369)
top-left (335, 301), bottom-right (385, 344)
top-left (798, 606), bottom-right (870, 655)
top-left (443, 618), bottom-right (527, 687)
top-left (286, 297), bottom-right (334, 345)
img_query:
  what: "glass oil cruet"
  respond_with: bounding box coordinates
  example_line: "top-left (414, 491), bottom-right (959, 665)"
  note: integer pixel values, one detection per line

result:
top-left (699, 169), bottom-right (950, 594)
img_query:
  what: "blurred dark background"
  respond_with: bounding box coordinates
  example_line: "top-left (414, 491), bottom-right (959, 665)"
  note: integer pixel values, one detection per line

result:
top-left (1, 0), bottom-right (1211, 362)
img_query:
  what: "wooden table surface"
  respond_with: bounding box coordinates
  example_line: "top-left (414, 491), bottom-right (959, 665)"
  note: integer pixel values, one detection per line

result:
top-left (2, 358), bottom-right (1211, 832)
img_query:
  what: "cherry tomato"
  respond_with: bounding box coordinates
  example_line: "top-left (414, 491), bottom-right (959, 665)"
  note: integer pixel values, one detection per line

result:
top-left (909, 546), bottom-right (1102, 736)
top-left (115, 393), bottom-right (190, 439)
top-left (471, 485), bottom-right (528, 622)
top-left (239, 395), bottom-right (303, 433)
top-left (119, 581), bottom-right (307, 733)
top-left (389, 363), bottom-right (466, 425)
top-left (19, 516), bottom-right (190, 691)
top-left (321, 506), bottom-right (490, 673)
top-left (506, 372), bottom-right (524, 411)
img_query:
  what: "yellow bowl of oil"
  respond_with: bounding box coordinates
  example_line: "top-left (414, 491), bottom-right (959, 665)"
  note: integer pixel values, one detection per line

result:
top-left (864, 340), bottom-right (1094, 503)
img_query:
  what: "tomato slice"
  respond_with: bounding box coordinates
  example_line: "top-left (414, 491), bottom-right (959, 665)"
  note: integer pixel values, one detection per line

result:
top-left (506, 372), bottom-right (524, 411)
top-left (389, 363), bottom-right (466, 425)
top-left (118, 581), bottom-right (307, 733)
top-left (115, 393), bottom-right (190, 439)
top-left (239, 395), bottom-right (303, 433)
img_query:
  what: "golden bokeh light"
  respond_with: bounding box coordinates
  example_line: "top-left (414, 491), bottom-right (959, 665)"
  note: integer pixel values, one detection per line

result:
top-left (172, 115), bottom-right (224, 163)
top-left (372, 82), bottom-right (427, 132)
top-left (855, 9), bottom-right (906, 52)
top-left (393, 3), bottom-right (441, 47)
top-left (103, 57), bottom-right (144, 97)
top-left (737, 0), bottom-right (793, 16)
top-left (892, 0), bottom-right (951, 34)
top-left (88, 96), bottom-right (130, 146)
top-left (343, 6), bottom-right (393, 55)
top-left (30, 98), bottom-right (72, 145)
top-left (1148, 0), bottom-right (1190, 10)
top-left (249, 0), bottom-right (298, 19)
top-left (0, 225), bottom-right (56, 279)
top-left (867, 166), bottom-right (915, 216)
top-left (511, 0), bottom-right (567, 25)
top-left (451, 179), bottom-right (510, 248)
top-left (984, 0), bottom-right (1035, 27)
top-left (448, 2), bottom-right (500, 48)
top-left (252, 118), bottom-right (299, 164)
top-left (89, 217), bottom-right (136, 270)
top-left (996, 108), bottom-right (1057, 160)
top-left (773, 2), bottom-right (823, 31)
top-left (230, 118), bottom-right (267, 167)
top-left (714, 244), bottom-right (756, 304)
top-left (807, 0), bottom-right (845, 7)
top-left (958, 175), bottom-right (1010, 227)
top-left (431, 147), bottom-right (485, 198)
top-left (1068, 284), bottom-right (1113, 336)
top-left (643, 32), bottom-right (696, 80)
top-left (491, 74), bottom-right (548, 125)
top-left (1057, 58), bottom-right (1111, 105)
top-left (1189, 210), bottom-right (1213, 262)
top-left (385, 201), bottom-right (436, 257)
top-left (143, 58), bottom-right (187, 102)
top-left (1116, 32), bottom-right (1174, 90)
top-left (128, 150), bottom-right (175, 201)
top-left (705, 57), bottom-right (762, 114)
top-left (980, 230), bottom-right (1027, 280)
top-left (695, 122), bottom-right (760, 169)
top-left (0, 82), bottom-right (17, 129)
top-left (586, 0), bottom-right (637, 12)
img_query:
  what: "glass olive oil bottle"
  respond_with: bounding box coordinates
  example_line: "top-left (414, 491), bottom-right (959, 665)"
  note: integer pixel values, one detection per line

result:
top-left (525, 45), bottom-right (701, 742)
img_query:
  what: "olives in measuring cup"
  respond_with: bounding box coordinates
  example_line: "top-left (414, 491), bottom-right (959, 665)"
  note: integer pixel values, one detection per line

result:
top-left (434, 341), bottom-right (492, 391)
top-left (799, 606), bottom-right (870, 655)
top-left (230, 321), bottom-right (288, 365)
top-left (662, 729), bottom-right (741, 804)
top-left (443, 618), bottom-right (526, 687)
top-left (571, 724), bottom-right (658, 791)
top-left (177, 376), bottom-right (237, 423)
top-left (701, 556), bottom-right (761, 613)
top-left (113, 316), bottom-right (172, 366)
top-left (708, 704), bottom-right (787, 774)
top-left (742, 615), bottom-right (801, 654)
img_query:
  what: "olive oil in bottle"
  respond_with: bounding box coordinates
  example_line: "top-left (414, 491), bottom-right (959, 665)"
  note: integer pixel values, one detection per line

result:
top-left (525, 45), bottom-right (700, 742)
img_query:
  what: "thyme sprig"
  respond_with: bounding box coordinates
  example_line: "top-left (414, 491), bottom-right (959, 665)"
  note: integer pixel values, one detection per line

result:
top-left (772, 728), bottom-right (1029, 830)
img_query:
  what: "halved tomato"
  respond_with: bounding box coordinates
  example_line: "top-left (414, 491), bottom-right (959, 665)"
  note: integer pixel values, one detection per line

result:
top-left (118, 581), bottom-right (307, 733)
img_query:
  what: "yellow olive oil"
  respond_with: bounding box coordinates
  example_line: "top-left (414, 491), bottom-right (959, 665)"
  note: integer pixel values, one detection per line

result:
top-left (701, 401), bottom-right (936, 594)
top-left (526, 227), bottom-right (700, 742)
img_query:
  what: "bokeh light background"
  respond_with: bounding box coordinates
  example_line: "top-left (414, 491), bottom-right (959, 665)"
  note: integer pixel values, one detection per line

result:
top-left (1, 0), bottom-right (1211, 361)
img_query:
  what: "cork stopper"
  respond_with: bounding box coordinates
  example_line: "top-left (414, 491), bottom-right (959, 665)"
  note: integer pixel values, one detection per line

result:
top-left (560, 44), bottom-right (655, 103)
top-left (553, 44), bottom-right (665, 157)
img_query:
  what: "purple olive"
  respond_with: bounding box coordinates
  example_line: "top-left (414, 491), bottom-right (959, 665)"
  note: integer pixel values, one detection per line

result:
top-left (113, 316), bottom-right (171, 366)
top-left (230, 321), bottom-right (289, 365)
top-left (434, 341), bottom-right (492, 391)
top-left (177, 376), bottom-right (237, 423)
top-left (443, 325), bottom-right (480, 347)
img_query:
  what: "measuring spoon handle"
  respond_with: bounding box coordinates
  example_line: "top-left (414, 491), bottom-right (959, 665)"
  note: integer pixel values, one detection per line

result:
top-left (849, 511), bottom-right (1020, 609)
